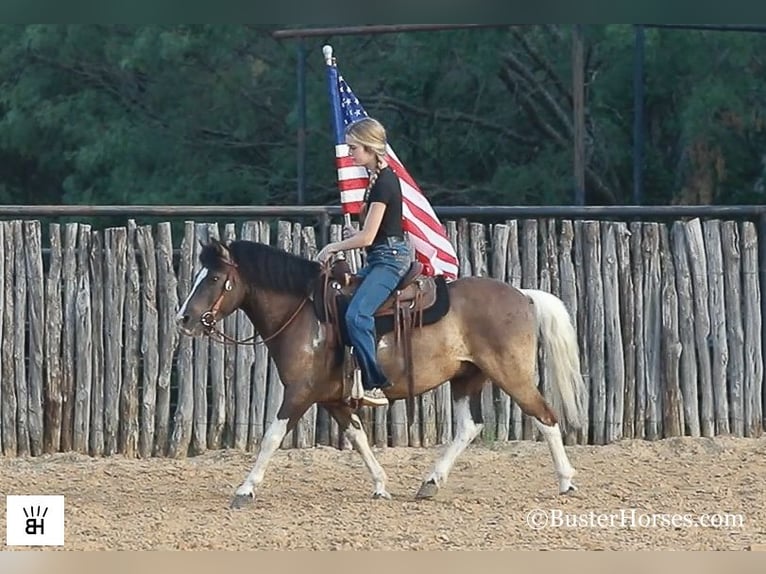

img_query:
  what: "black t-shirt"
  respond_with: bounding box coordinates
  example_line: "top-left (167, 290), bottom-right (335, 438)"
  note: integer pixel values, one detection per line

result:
top-left (366, 166), bottom-right (403, 245)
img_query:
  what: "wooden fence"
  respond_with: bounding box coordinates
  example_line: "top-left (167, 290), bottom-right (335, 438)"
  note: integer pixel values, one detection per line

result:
top-left (0, 216), bottom-right (762, 458)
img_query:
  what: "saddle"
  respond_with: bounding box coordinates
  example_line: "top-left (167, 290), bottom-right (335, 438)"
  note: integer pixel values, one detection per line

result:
top-left (313, 256), bottom-right (450, 408)
top-left (332, 259), bottom-right (437, 317)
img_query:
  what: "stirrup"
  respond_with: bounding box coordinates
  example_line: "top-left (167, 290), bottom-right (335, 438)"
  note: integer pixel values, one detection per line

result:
top-left (351, 367), bottom-right (363, 400)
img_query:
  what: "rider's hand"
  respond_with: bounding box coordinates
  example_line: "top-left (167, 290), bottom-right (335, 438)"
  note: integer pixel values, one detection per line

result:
top-left (342, 225), bottom-right (356, 240)
top-left (317, 244), bottom-right (338, 264)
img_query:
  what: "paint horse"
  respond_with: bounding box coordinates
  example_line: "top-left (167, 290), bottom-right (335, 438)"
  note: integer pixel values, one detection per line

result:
top-left (176, 238), bottom-right (588, 508)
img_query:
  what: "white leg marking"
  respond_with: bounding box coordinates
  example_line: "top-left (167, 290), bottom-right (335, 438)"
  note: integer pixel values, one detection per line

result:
top-left (345, 414), bottom-right (390, 499)
top-left (533, 419), bottom-right (576, 493)
top-left (424, 396), bottom-right (483, 487)
top-left (235, 418), bottom-right (289, 497)
top-left (176, 268), bottom-right (208, 321)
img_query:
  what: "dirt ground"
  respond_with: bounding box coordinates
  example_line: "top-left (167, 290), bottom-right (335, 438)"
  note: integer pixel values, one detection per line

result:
top-left (1, 435), bottom-right (765, 550)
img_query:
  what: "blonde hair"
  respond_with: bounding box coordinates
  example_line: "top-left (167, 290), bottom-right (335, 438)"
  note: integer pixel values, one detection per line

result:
top-left (345, 117), bottom-right (387, 200)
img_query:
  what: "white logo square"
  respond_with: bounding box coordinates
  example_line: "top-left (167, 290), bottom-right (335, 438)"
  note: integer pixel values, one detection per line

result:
top-left (6, 495), bottom-right (65, 546)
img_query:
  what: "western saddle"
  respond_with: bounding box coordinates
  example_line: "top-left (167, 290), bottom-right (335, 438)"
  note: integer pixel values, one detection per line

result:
top-left (320, 255), bottom-right (440, 407)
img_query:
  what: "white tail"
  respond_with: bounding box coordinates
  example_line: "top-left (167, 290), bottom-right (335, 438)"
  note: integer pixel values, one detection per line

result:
top-left (521, 289), bottom-right (588, 431)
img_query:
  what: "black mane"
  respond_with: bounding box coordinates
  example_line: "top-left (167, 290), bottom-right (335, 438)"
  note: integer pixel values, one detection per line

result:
top-left (200, 240), bottom-right (321, 296)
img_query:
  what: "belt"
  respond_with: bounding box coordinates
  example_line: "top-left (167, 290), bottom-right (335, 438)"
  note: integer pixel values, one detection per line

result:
top-left (372, 235), bottom-right (405, 245)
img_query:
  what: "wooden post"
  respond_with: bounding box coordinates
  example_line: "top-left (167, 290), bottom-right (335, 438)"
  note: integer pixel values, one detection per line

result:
top-left (60, 222), bottom-right (77, 453)
top-left (155, 222), bottom-right (178, 456)
top-left (44, 224), bottom-right (63, 454)
top-left (573, 221), bottom-right (590, 444)
top-left (615, 222), bottom-right (635, 440)
top-left (169, 222), bottom-right (195, 458)
top-left (103, 227), bottom-right (127, 456)
top-left (741, 221), bottom-right (763, 437)
top-left (642, 223), bottom-right (662, 440)
top-left (629, 222), bottom-right (645, 440)
top-left (671, 222), bottom-right (700, 437)
top-left (73, 224), bottom-right (93, 455)
top-left (24, 220), bottom-right (45, 456)
top-left (1, 222), bottom-right (16, 456)
top-left (685, 219), bottom-right (714, 437)
top-left (89, 230), bottom-right (105, 456)
top-left (136, 225), bottom-right (160, 458)
top-left (721, 221), bottom-right (744, 436)
top-left (121, 221), bottom-right (140, 457)
top-left (13, 221), bottom-right (29, 456)
top-left (660, 224), bottom-right (683, 437)
top-left (558, 220), bottom-right (579, 445)
top-left (584, 221), bottom-right (605, 444)
top-left (703, 220), bottom-right (730, 435)
top-left (602, 222), bottom-right (624, 443)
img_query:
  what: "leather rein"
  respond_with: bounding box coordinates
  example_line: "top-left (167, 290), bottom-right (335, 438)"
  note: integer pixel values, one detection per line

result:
top-left (199, 262), bottom-right (309, 347)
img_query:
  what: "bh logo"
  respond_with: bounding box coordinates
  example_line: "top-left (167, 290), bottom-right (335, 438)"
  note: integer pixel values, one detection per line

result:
top-left (23, 505), bottom-right (48, 535)
top-left (6, 495), bottom-right (65, 546)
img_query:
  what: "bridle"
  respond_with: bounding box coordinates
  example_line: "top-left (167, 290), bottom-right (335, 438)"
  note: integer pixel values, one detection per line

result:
top-left (199, 262), bottom-right (309, 347)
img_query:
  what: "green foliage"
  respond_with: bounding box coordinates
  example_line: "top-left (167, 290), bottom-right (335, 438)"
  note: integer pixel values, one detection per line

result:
top-left (0, 24), bottom-right (764, 209)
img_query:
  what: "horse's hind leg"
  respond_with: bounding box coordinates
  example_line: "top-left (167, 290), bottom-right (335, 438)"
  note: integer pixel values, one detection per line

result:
top-left (518, 392), bottom-right (577, 494)
top-left (415, 368), bottom-right (485, 500)
top-left (495, 372), bottom-right (577, 494)
top-left (327, 405), bottom-right (391, 500)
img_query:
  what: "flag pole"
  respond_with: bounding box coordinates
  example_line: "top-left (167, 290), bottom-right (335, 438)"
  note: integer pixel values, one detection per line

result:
top-left (324, 44), bottom-right (363, 402)
top-left (323, 44), bottom-right (358, 275)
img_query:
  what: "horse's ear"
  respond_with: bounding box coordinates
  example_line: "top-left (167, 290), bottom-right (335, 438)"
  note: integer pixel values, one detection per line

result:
top-left (214, 238), bottom-right (235, 267)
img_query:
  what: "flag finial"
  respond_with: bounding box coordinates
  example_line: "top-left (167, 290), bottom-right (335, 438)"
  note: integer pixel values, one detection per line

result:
top-left (322, 45), bottom-right (334, 65)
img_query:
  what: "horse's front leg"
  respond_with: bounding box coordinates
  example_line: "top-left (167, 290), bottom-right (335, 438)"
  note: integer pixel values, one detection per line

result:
top-left (230, 389), bottom-right (310, 509)
top-left (327, 405), bottom-right (391, 500)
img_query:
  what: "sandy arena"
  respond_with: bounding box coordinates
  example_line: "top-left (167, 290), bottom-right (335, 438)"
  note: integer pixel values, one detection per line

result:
top-left (1, 435), bottom-right (765, 550)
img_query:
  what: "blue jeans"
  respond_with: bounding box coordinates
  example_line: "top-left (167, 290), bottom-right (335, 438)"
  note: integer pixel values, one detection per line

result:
top-left (345, 237), bottom-right (412, 390)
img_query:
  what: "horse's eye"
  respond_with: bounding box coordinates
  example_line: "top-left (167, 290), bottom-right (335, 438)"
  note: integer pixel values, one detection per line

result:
top-left (212, 275), bottom-right (220, 282)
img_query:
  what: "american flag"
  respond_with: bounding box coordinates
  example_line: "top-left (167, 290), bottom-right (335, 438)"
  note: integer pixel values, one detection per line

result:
top-left (326, 53), bottom-right (459, 279)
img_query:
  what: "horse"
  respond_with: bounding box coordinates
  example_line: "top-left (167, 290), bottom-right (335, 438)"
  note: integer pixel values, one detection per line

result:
top-left (175, 237), bottom-right (588, 509)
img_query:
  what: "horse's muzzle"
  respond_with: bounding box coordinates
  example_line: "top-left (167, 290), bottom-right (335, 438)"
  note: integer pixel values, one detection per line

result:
top-left (176, 312), bottom-right (206, 337)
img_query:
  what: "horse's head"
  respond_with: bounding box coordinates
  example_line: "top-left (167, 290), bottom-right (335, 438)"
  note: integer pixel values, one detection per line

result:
top-left (176, 238), bottom-right (247, 337)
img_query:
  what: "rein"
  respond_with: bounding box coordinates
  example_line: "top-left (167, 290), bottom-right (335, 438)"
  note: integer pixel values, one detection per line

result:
top-left (200, 263), bottom-right (311, 347)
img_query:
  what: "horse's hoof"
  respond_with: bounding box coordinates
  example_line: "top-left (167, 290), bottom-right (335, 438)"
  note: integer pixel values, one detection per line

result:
top-left (557, 475), bottom-right (578, 494)
top-left (230, 492), bottom-right (254, 509)
top-left (372, 490), bottom-right (392, 500)
top-left (559, 483), bottom-right (577, 495)
top-left (415, 480), bottom-right (439, 500)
